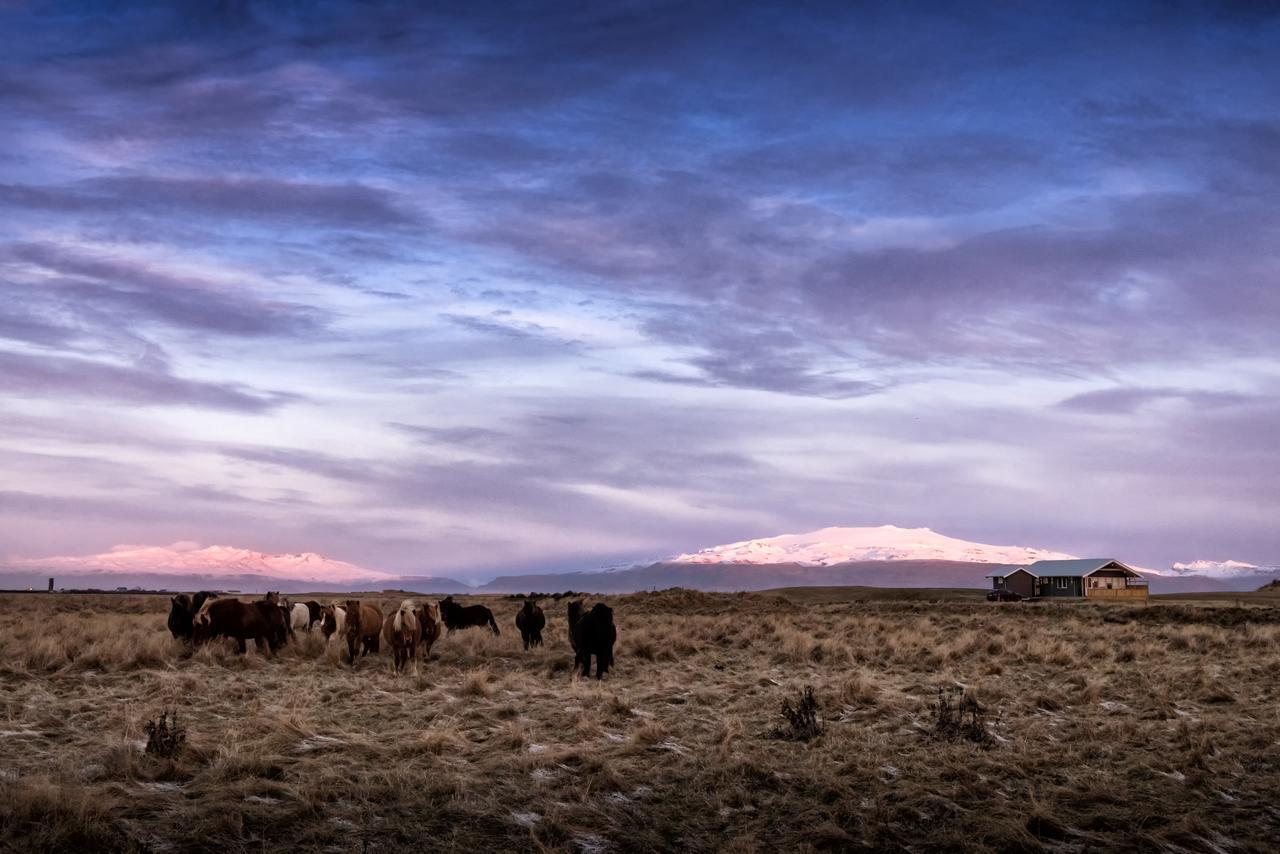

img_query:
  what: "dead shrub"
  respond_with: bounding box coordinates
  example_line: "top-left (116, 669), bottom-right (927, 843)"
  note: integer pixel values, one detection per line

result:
top-left (144, 710), bottom-right (187, 759)
top-left (930, 689), bottom-right (993, 747)
top-left (775, 685), bottom-right (822, 741)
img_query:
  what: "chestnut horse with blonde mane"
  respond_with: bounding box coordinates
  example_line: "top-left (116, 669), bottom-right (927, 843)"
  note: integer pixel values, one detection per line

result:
top-left (415, 601), bottom-right (443, 659)
top-left (382, 600), bottom-right (421, 675)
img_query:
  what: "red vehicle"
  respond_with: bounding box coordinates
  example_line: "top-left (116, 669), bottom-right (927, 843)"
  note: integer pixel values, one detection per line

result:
top-left (986, 590), bottom-right (1024, 602)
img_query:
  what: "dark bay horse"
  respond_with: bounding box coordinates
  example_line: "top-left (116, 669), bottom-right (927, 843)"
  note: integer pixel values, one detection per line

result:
top-left (570, 602), bottom-right (616, 679)
top-left (192, 598), bottom-right (286, 655)
top-left (515, 600), bottom-right (545, 650)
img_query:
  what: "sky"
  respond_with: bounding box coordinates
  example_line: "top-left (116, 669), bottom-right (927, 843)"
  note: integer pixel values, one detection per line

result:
top-left (0, 0), bottom-right (1277, 580)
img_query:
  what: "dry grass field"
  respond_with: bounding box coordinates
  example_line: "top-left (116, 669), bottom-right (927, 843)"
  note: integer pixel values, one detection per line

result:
top-left (2, 590), bottom-right (1279, 853)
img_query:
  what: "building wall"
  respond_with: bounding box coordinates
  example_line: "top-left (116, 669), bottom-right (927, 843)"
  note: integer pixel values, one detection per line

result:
top-left (999, 570), bottom-right (1036, 597)
top-left (1038, 576), bottom-right (1083, 597)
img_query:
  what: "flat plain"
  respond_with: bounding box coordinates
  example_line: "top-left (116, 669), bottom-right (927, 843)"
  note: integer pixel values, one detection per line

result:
top-left (2, 589), bottom-right (1279, 852)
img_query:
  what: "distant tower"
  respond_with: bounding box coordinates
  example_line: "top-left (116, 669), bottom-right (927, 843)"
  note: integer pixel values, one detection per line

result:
top-left (48, 577), bottom-right (54, 593)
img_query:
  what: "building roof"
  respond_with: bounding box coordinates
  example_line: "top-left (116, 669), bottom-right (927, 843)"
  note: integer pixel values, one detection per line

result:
top-left (987, 559), bottom-right (1137, 579)
top-left (985, 566), bottom-right (1039, 579)
top-left (1026, 559), bottom-right (1137, 577)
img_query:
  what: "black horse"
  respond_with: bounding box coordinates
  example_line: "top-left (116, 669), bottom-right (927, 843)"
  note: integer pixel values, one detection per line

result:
top-left (438, 596), bottom-right (500, 635)
top-left (515, 600), bottom-right (545, 650)
top-left (570, 602), bottom-right (616, 679)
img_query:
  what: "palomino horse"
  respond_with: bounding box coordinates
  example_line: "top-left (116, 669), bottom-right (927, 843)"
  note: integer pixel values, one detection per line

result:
top-left (343, 600), bottom-right (383, 666)
top-left (381, 600), bottom-right (421, 675)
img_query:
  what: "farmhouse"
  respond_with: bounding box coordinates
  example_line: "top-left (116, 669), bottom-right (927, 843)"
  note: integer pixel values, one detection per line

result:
top-left (989, 559), bottom-right (1149, 601)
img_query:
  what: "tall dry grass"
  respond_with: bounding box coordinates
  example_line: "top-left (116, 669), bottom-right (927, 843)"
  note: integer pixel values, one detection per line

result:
top-left (0, 591), bottom-right (1278, 851)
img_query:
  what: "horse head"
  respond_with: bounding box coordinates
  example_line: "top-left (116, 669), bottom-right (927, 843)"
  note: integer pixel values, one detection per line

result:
top-left (343, 600), bottom-right (362, 636)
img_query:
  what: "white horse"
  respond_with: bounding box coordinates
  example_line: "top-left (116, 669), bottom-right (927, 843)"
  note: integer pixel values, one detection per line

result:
top-left (288, 602), bottom-right (311, 633)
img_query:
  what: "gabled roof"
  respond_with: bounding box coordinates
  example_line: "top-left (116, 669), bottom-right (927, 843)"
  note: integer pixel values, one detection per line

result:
top-left (985, 566), bottom-right (1038, 579)
top-left (1026, 558), bottom-right (1137, 577)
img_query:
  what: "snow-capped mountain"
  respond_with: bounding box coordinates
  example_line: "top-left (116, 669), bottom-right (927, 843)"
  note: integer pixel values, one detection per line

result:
top-left (671, 525), bottom-right (1076, 567)
top-left (7, 541), bottom-right (394, 583)
top-left (2, 541), bottom-right (477, 593)
top-left (1168, 559), bottom-right (1279, 580)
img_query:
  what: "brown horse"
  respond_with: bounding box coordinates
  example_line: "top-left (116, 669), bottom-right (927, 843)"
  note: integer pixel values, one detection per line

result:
top-left (192, 598), bottom-right (285, 655)
top-left (381, 600), bottom-right (421, 675)
top-left (343, 600), bottom-right (383, 666)
top-left (415, 601), bottom-right (443, 659)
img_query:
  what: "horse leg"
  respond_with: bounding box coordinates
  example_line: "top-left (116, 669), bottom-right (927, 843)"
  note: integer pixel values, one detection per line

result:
top-left (581, 652), bottom-right (592, 679)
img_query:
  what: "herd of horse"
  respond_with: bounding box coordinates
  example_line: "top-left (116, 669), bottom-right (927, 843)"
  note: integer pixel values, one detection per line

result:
top-left (166, 592), bottom-right (617, 678)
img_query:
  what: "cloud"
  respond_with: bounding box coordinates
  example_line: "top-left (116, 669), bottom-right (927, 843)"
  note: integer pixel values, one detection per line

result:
top-left (0, 350), bottom-right (297, 411)
top-left (2, 241), bottom-right (323, 338)
top-left (1057, 387), bottom-right (1254, 414)
top-left (0, 175), bottom-right (420, 228)
top-left (0, 0), bottom-right (1277, 575)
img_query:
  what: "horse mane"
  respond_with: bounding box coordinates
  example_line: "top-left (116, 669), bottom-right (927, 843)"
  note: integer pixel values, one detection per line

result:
top-left (193, 594), bottom-right (220, 626)
top-left (394, 599), bottom-right (417, 633)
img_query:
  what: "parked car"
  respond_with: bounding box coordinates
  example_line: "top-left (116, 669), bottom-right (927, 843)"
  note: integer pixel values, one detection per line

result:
top-left (986, 590), bottom-right (1023, 602)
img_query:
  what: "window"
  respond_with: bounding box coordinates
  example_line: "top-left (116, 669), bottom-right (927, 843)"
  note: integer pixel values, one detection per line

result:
top-left (1056, 577), bottom-right (1069, 589)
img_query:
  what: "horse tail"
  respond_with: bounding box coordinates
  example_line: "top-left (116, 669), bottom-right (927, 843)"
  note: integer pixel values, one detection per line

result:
top-left (567, 600), bottom-right (583, 651)
top-left (488, 609), bottom-right (500, 635)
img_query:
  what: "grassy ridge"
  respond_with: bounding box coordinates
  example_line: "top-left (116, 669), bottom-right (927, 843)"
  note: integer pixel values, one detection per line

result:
top-left (1, 590), bottom-right (1277, 851)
